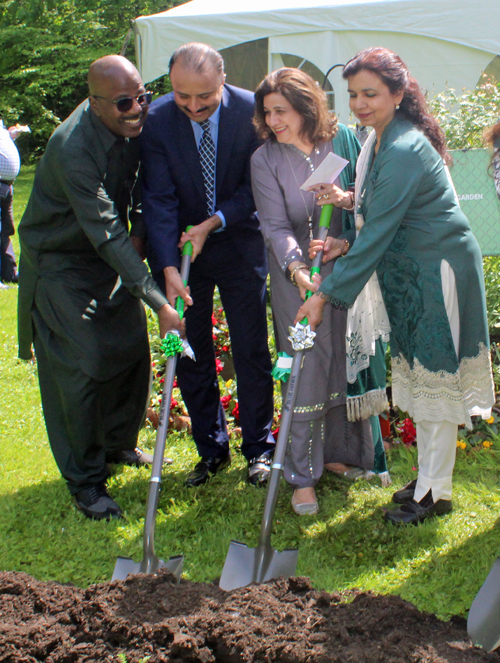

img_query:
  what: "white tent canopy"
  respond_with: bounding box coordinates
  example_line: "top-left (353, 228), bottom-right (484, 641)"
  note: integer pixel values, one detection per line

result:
top-left (134, 0), bottom-right (500, 121)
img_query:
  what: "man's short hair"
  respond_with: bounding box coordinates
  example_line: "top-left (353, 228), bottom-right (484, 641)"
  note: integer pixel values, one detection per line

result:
top-left (169, 42), bottom-right (224, 77)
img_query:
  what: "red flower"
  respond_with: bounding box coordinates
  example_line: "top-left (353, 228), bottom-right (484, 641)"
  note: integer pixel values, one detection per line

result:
top-left (272, 427), bottom-right (280, 440)
top-left (173, 379), bottom-right (178, 388)
top-left (170, 397), bottom-right (178, 410)
top-left (215, 358), bottom-right (224, 374)
top-left (212, 333), bottom-right (217, 341)
top-left (222, 345), bottom-right (229, 352)
top-left (396, 418), bottom-right (416, 446)
top-left (221, 395), bottom-right (232, 409)
top-left (159, 377), bottom-right (165, 384)
top-left (232, 402), bottom-right (240, 420)
top-left (212, 314), bottom-right (217, 325)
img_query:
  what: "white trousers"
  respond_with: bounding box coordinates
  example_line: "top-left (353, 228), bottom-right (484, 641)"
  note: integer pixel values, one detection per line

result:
top-left (413, 260), bottom-right (459, 503)
top-left (414, 420), bottom-right (458, 501)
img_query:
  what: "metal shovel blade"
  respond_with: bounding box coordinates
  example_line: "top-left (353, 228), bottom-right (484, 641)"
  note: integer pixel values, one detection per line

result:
top-left (219, 540), bottom-right (299, 591)
top-left (467, 557), bottom-right (500, 651)
top-left (112, 554), bottom-right (184, 582)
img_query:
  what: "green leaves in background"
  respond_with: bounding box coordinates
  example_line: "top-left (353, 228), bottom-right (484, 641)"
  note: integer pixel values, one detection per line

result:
top-left (429, 75), bottom-right (500, 150)
top-left (0, 0), bottom-right (188, 159)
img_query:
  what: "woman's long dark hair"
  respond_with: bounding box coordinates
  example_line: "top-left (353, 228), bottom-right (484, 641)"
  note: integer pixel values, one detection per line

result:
top-left (343, 47), bottom-right (448, 159)
top-left (484, 119), bottom-right (500, 174)
top-left (484, 120), bottom-right (500, 149)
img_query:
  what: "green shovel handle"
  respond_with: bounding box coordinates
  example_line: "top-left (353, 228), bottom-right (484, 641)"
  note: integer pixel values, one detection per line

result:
top-left (175, 225), bottom-right (193, 318)
top-left (301, 203), bottom-right (334, 325)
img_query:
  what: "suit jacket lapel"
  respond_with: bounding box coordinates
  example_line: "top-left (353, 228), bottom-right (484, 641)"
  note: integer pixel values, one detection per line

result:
top-left (174, 106), bottom-right (206, 199)
top-left (216, 87), bottom-right (238, 197)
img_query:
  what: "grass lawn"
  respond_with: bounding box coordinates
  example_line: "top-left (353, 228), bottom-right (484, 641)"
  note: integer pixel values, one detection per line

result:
top-left (1, 170), bottom-right (500, 621)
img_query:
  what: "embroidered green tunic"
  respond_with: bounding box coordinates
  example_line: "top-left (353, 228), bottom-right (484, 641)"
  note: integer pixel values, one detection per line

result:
top-left (319, 116), bottom-right (494, 427)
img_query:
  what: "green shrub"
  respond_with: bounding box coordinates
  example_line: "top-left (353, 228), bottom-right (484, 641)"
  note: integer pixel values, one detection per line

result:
top-left (429, 75), bottom-right (500, 149)
top-left (0, 0), bottom-right (187, 159)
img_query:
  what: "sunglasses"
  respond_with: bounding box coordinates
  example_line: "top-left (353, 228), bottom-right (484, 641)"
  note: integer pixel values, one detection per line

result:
top-left (92, 92), bottom-right (153, 113)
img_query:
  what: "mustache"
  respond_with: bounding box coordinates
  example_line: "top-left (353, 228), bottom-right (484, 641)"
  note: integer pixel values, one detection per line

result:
top-left (185, 106), bottom-right (209, 115)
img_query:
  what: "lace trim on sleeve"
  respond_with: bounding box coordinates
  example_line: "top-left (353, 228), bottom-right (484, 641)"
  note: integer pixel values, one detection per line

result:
top-left (317, 289), bottom-right (351, 310)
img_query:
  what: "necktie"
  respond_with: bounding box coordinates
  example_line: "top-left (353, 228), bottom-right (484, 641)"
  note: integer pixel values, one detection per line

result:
top-left (199, 119), bottom-right (216, 218)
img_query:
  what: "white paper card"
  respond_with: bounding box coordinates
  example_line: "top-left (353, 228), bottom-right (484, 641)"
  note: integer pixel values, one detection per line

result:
top-left (299, 152), bottom-right (349, 191)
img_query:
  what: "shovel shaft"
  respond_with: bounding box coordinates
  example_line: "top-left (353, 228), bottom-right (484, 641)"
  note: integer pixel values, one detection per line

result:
top-left (258, 205), bottom-right (333, 548)
top-left (222, 206), bottom-right (334, 588)
top-left (256, 349), bottom-right (304, 563)
top-left (176, 230), bottom-right (194, 317)
top-left (255, 205), bottom-right (334, 570)
top-left (309, 217), bottom-right (331, 272)
top-left (301, 204), bottom-right (332, 323)
top-left (142, 236), bottom-right (192, 564)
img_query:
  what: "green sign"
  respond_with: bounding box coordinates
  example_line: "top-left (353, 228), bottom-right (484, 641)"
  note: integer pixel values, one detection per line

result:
top-left (449, 148), bottom-right (500, 256)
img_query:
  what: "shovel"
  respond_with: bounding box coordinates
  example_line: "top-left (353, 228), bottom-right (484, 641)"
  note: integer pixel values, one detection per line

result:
top-left (219, 204), bottom-right (334, 592)
top-left (112, 230), bottom-right (195, 582)
top-left (467, 557), bottom-right (500, 651)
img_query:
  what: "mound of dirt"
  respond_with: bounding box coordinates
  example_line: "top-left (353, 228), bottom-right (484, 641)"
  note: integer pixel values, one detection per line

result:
top-left (0, 570), bottom-right (499, 662)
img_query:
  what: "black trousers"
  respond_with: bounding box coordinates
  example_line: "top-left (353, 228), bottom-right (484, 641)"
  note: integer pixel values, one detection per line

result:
top-left (33, 316), bottom-right (151, 495)
top-left (176, 234), bottom-right (275, 461)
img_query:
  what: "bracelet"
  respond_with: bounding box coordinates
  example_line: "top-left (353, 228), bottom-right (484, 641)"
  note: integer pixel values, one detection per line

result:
top-left (344, 191), bottom-right (355, 211)
top-left (289, 263), bottom-right (308, 286)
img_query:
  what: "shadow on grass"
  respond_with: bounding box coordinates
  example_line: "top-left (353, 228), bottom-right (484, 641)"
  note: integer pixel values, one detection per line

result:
top-left (1, 445), bottom-right (499, 621)
top-left (391, 516), bottom-right (500, 619)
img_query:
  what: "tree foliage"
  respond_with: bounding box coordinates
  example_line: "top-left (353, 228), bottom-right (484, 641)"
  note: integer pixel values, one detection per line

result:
top-left (429, 75), bottom-right (500, 149)
top-left (0, 0), bottom-right (187, 159)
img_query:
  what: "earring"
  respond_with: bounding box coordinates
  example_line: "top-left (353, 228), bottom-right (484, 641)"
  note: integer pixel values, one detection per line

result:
top-left (396, 104), bottom-right (400, 110)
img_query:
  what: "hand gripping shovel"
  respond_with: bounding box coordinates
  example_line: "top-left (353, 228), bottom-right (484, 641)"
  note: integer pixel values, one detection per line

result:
top-left (112, 232), bottom-right (195, 582)
top-left (467, 557), bottom-right (500, 651)
top-left (219, 204), bottom-right (334, 592)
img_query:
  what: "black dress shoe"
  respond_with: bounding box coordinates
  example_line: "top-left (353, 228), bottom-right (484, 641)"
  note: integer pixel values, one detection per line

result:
top-left (247, 454), bottom-right (272, 486)
top-left (392, 479), bottom-right (417, 504)
top-left (385, 497), bottom-right (452, 525)
top-left (185, 452), bottom-right (231, 487)
top-left (105, 448), bottom-right (172, 466)
top-left (74, 484), bottom-right (122, 521)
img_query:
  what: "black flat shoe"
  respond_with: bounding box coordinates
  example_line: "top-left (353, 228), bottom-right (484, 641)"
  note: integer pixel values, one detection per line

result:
top-left (385, 497), bottom-right (452, 525)
top-left (74, 484), bottom-right (122, 521)
top-left (106, 448), bottom-right (172, 466)
top-left (392, 479), bottom-right (417, 504)
top-left (247, 454), bottom-right (272, 486)
top-left (185, 452), bottom-right (231, 487)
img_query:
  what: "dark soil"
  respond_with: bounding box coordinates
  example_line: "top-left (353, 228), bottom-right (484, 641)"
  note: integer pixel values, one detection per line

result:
top-left (1, 570), bottom-right (499, 663)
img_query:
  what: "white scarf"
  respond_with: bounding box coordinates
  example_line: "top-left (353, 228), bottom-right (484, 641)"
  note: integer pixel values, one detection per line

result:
top-left (345, 131), bottom-right (391, 420)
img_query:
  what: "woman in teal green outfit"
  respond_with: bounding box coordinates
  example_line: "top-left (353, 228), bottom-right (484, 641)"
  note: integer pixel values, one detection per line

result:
top-left (300, 47), bottom-right (495, 525)
top-left (332, 112), bottom-right (390, 483)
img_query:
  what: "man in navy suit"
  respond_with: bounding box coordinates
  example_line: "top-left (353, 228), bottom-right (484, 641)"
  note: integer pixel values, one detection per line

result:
top-left (141, 42), bottom-right (275, 487)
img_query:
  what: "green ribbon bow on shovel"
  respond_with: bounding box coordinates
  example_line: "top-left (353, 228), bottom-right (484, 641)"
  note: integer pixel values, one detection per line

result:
top-left (271, 352), bottom-right (293, 382)
top-left (160, 334), bottom-right (184, 357)
top-left (160, 330), bottom-right (195, 360)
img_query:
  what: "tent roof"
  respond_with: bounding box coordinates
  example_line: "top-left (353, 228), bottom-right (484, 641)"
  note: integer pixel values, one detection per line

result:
top-left (135, 0), bottom-right (500, 76)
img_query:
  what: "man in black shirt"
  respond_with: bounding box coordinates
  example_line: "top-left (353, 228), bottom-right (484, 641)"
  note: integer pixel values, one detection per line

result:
top-left (18, 56), bottom-right (182, 520)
